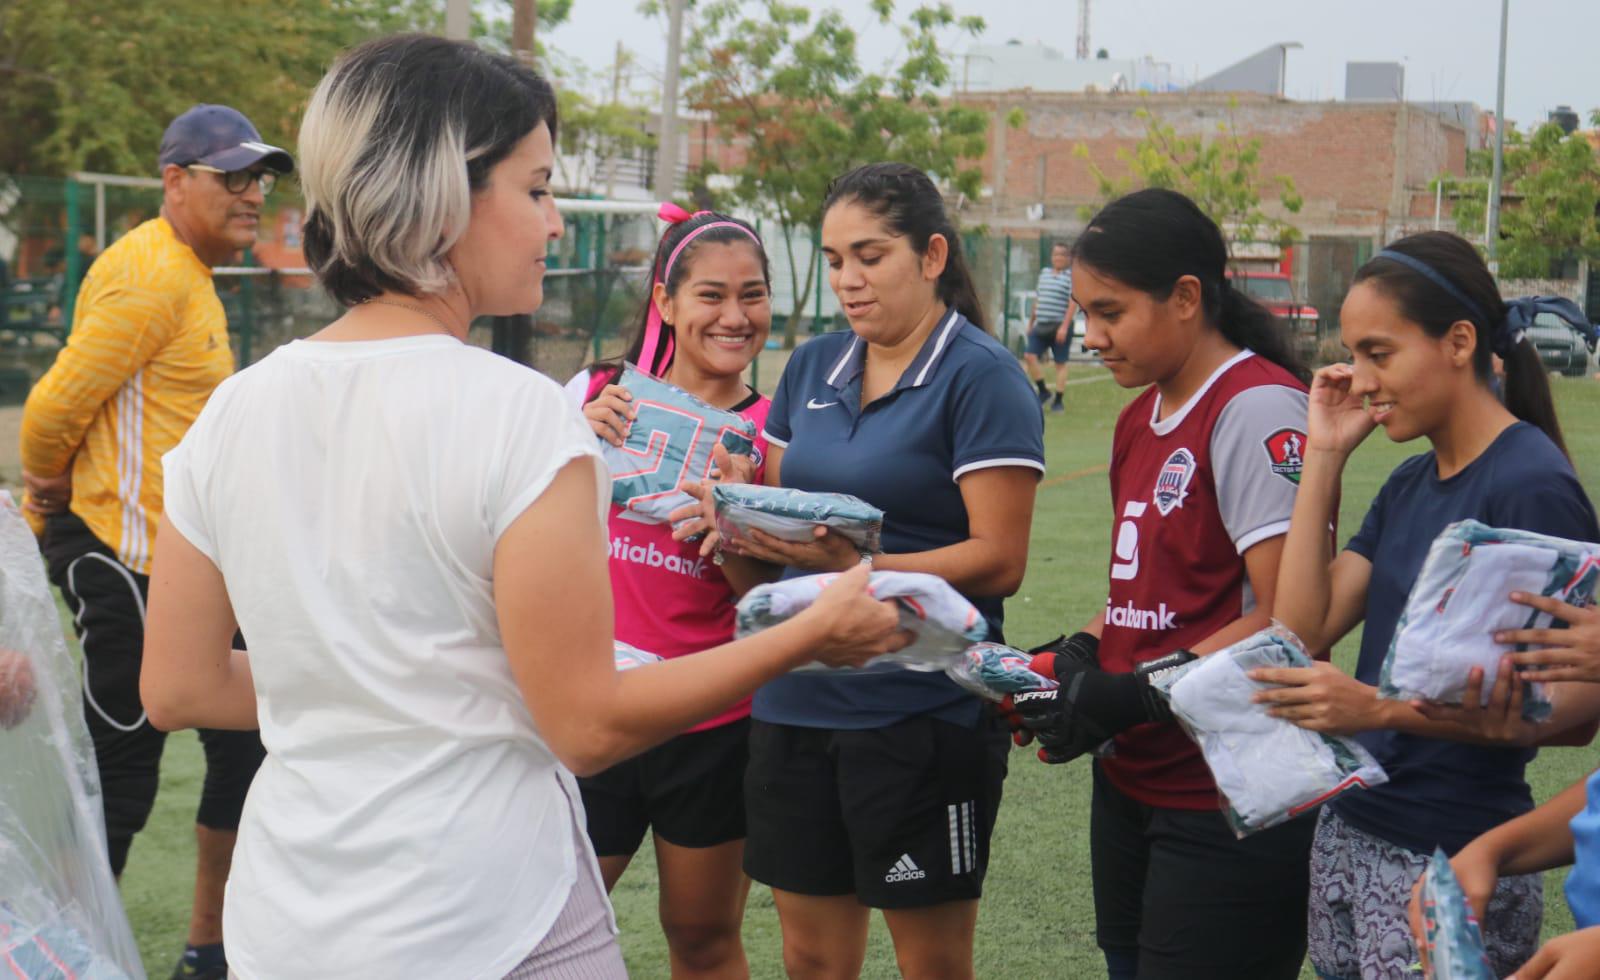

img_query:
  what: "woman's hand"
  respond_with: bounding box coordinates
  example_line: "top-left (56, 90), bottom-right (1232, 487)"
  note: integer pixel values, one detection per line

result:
top-left (669, 444), bottom-right (759, 556)
top-left (1248, 661), bottom-right (1387, 736)
top-left (725, 525), bottom-right (863, 573)
top-left (796, 564), bottom-right (911, 668)
top-left (1411, 658), bottom-right (1538, 746)
top-left (1501, 591), bottom-right (1600, 684)
top-left (0, 647), bottom-right (37, 730)
top-left (1509, 926), bottom-right (1600, 980)
top-left (1406, 838), bottom-right (1502, 976)
top-left (582, 384), bottom-right (634, 447)
top-left (1305, 363), bottom-right (1377, 456)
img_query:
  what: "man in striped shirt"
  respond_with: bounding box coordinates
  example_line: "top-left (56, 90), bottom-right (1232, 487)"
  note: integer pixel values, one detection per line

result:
top-left (19, 104), bottom-right (291, 980)
top-left (1025, 241), bottom-right (1078, 413)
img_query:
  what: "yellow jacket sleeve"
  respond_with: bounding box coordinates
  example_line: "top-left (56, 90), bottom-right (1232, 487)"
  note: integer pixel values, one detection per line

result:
top-left (19, 279), bottom-right (177, 477)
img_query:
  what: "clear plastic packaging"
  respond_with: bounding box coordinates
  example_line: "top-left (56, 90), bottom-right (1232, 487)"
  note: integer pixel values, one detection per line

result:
top-left (1416, 847), bottom-right (1495, 979)
top-left (944, 642), bottom-right (1057, 701)
top-left (614, 641), bottom-right (664, 672)
top-left (1379, 520), bottom-right (1600, 722)
top-left (710, 484), bottom-right (883, 555)
top-left (0, 491), bottom-right (144, 978)
top-left (735, 571), bottom-right (988, 673)
top-left (1150, 625), bottom-right (1388, 837)
top-left (599, 363), bottom-right (759, 525)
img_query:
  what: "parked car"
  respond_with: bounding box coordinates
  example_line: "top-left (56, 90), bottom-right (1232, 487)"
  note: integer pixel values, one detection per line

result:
top-left (1526, 310), bottom-right (1593, 377)
top-left (1227, 270), bottom-right (1319, 328)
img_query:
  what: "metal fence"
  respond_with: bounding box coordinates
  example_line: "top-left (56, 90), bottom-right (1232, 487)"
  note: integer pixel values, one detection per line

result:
top-left (2, 172), bottom-right (1384, 403)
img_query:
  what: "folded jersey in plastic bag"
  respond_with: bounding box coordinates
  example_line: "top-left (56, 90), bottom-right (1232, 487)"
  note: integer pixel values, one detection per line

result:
top-left (1416, 847), bottom-right (1495, 979)
top-left (1379, 519), bottom-right (1600, 722)
top-left (615, 641), bottom-right (664, 671)
top-left (0, 904), bottom-right (131, 979)
top-left (1151, 626), bottom-right (1388, 837)
top-left (735, 571), bottom-right (988, 673)
top-left (600, 363), bottom-right (759, 525)
top-left (945, 642), bottom-right (1057, 701)
top-left (711, 484), bottom-right (883, 555)
top-left (0, 492), bottom-right (144, 978)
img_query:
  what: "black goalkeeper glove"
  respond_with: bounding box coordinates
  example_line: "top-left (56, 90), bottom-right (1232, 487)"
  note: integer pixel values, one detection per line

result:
top-left (997, 632), bottom-right (1102, 747)
top-left (1013, 647), bottom-right (1196, 765)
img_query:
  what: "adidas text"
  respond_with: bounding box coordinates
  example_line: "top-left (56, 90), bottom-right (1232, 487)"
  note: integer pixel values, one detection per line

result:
top-left (1105, 597), bottom-right (1178, 631)
top-left (884, 854), bottom-right (926, 883)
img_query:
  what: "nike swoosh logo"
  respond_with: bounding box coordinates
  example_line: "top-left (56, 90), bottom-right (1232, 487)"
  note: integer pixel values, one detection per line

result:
top-left (806, 398), bottom-right (839, 410)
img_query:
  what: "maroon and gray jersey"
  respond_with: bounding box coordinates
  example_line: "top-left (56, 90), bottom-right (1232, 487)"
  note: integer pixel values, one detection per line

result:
top-left (1099, 350), bottom-right (1309, 809)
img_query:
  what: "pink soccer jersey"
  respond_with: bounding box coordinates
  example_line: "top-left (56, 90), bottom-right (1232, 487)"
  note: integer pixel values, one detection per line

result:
top-left (1097, 351), bottom-right (1310, 810)
top-left (581, 371), bottom-right (771, 732)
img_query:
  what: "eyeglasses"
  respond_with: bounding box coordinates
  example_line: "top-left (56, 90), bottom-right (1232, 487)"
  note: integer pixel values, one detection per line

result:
top-left (186, 164), bottom-right (277, 196)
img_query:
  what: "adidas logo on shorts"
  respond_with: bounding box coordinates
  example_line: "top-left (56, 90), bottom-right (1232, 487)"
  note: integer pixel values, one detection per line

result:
top-left (884, 854), bottom-right (926, 883)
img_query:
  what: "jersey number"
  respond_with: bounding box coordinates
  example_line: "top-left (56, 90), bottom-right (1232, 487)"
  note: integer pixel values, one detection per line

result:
top-left (609, 399), bottom-right (756, 515)
top-left (1110, 500), bottom-right (1146, 581)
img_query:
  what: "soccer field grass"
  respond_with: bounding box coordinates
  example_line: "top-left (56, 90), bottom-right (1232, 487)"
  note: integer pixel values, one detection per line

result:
top-left (118, 372), bottom-right (1600, 978)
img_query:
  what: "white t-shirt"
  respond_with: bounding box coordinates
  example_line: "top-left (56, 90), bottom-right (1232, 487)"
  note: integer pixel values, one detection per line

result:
top-left (161, 335), bottom-right (610, 979)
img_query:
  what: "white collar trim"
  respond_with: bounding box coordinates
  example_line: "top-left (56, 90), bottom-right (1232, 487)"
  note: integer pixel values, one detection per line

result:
top-left (1148, 349), bottom-right (1254, 435)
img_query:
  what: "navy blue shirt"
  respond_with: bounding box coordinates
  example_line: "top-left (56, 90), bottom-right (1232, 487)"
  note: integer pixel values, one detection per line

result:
top-left (1332, 422), bottom-right (1600, 855)
top-left (753, 310), bottom-right (1046, 729)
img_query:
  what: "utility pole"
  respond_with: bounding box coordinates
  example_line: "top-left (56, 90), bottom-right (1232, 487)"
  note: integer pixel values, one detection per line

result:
top-left (511, 0), bottom-right (536, 66)
top-left (1486, 0), bottom-right (1509, 273)
top-left (654, 0), bottom-right (686, 201)
top-left (499, 0), bottom-right (539, 365)
top-left (445, 0), bottom-right (470, 40)
top-left (1076, 0), bottom-right (1090, 61)
top-left (606, 41), bottom-right (626, 198)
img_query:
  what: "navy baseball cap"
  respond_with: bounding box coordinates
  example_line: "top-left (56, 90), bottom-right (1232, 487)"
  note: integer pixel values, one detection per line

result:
top-left (158, 104), bottom-right (294, 174)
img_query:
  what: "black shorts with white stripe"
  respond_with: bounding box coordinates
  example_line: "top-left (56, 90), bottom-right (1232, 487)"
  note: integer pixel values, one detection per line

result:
top-left (742, 714), bottom-right (1010, 909)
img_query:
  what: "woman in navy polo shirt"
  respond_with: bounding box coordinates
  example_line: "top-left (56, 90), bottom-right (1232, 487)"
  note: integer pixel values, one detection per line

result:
top-left (712, 163), bottom-right (1043, 977)
top-left (1262, 232), bottom-right (1600, 979)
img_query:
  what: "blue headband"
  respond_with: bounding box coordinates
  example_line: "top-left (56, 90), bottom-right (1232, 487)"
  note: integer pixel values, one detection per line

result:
top-left (1370, 250), bottom-right (1598, 358)
top-left (1373, 249), bottom-right (1492, 326)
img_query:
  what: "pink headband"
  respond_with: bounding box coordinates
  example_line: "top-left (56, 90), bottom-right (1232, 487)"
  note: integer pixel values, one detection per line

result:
top-left (639, 202), bottom-right (761, 376)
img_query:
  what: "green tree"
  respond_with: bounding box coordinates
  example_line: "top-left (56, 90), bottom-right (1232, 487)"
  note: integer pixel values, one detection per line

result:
top-left (1076, 104), bottom-right (1303, 253)
top-left (1443, 121), bottom-right (1600, 278)
top-left (683, 0), bottom-right (990, 345)
top-left (0, 0), bottom-right (575, 177)
top-left (549, 47), bottom-right (657, 196)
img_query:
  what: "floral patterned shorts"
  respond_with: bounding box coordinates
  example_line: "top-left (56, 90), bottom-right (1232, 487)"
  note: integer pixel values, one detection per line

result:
top-left (1307, 807), bottom-right (1542, 980)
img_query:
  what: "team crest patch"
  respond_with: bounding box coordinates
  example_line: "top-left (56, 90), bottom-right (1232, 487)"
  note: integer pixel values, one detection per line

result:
top-left (1152, 448), bottom-right (1196, 516)
top-left (1262, 428), bottom-right (1307, 485)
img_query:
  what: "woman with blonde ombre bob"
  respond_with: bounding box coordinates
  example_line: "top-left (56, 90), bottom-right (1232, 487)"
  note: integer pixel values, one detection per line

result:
top-left (137, 33), bottom-right (905, 979)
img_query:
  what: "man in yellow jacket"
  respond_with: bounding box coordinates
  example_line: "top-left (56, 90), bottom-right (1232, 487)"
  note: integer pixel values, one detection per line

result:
top-left (20, 104), bottom-right (291, 980)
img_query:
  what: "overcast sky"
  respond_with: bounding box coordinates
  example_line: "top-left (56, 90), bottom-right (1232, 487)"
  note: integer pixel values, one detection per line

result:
top-left (547, 0), bottom-right (1598, 129)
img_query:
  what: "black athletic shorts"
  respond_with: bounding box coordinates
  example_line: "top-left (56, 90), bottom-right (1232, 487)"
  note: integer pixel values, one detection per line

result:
top-left (578, 717), bottom-right (750, 855)
top-left (742, 714), bottom-right (1010, 909)
top-left (41, 512), bottom-right (265, 875)
top-left (1090, 761), bottom-right (1316, 980)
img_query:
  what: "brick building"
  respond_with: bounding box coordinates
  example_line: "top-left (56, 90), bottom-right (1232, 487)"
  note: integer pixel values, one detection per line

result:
top-left (960, 90), bottom-right (1469, 241)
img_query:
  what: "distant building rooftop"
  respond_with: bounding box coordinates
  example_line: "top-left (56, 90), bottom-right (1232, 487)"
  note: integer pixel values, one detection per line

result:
top-left (958, 41), bottom-right (1184, 94)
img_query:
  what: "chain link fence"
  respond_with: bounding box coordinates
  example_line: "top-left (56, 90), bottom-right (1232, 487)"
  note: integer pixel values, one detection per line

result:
top-left (4, 172), bottom-right (1407, 406)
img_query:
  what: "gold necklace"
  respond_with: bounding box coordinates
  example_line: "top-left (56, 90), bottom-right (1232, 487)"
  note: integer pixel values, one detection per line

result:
top-left (362, 297), bottom-right (457, 336)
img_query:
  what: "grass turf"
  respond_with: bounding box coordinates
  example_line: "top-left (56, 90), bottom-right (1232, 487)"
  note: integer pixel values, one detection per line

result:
top-left (117, 369), bottom-right (1600, 977)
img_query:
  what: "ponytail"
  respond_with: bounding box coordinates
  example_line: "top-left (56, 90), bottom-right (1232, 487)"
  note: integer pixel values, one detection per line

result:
top-left (1074, 188), bottom-right (1308, 383)
top-left (823, 162), bottom-right (990, 333)
top-left (935, 231), bottom-right (988, 332)
top-left (1218, 280), bottom-right (1311, 384)
top-left (1354, 233), bottom-right (1575, 458)
top-left (1502, 341), bottom-right (1567, 458)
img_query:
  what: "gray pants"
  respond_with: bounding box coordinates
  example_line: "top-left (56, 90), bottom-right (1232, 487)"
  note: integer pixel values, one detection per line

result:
top-left (503, 821), bottom-right (628, 979)
top-left (1307, 808), bottom-right (1542, 980)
